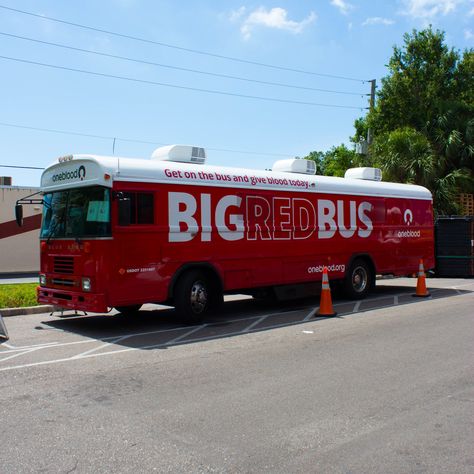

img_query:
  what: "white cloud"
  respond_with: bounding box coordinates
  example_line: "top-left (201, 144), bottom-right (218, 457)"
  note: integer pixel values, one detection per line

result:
top-left (330, 0), bottom-right (354, 15)
top-left (236, 7), bottom-right (316, 40)
top-left (401, 0), bottom-right (463, 19)
top-left (362, 17), bottom-right (395, 26)
top-left (465, 29), bottom-right (474, 39)
top-left (229, 6), bottom-right (246, 22)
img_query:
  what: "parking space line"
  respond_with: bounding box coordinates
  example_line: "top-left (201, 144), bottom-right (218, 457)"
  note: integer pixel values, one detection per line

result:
top-left (72, 335), bottom-right (133, 359)
top-left (164, 324), bottom-right (207, 345)
top-left (240, 315), bottom-right (270, 332)
top-left (303, 307), bottom-right (317, 321)
top-left (1, 341), bottom-right (60, 353)
top-left (1, 285), bottom-right (471, 373)
top-left (1, 343), bottom-right (16, 349)
top-left (0, 347), bottom-right (42, 363)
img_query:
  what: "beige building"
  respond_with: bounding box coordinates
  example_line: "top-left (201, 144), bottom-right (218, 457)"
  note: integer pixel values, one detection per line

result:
top-left (0, 183), bottom-right (42, 274)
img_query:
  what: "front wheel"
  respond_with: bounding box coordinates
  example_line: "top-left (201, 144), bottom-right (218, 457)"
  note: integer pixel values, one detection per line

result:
top-left (343, 259), bottom-right (374, 300)
top-left (174, 271), bottom-right (212, 324)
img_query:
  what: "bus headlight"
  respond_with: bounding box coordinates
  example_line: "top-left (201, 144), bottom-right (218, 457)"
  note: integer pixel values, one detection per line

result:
top-left (39, 274), bottom-right (46, 286)
top-left (82, 277), bottom-right (91, 292)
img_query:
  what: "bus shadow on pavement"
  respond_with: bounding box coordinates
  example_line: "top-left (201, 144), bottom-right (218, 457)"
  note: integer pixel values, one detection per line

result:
top-left (39, 284), bottom-right (473, 354)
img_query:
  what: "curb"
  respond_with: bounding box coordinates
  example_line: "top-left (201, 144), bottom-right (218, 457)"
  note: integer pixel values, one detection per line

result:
top-left (0, 305), bottom-right (55, 317)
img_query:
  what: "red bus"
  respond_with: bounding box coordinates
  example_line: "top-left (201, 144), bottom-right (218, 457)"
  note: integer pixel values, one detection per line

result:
top-left (16, 145), bottom-right (435, 322)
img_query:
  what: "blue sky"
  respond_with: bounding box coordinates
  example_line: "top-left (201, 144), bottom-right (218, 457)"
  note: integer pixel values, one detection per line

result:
top-left (1, 0), bottom-right (473, 187)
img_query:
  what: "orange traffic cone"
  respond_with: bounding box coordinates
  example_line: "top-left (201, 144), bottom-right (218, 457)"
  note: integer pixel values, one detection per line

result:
top-left (316, 267), bottom-right (337, 317)
top-left (413, 259), bottom-right (430, 297)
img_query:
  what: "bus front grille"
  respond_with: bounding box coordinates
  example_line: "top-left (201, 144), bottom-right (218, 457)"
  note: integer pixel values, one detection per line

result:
top-left (51, 278), bottom-right (75, 287)
top-left (53, 256), bottom-right (74, 275)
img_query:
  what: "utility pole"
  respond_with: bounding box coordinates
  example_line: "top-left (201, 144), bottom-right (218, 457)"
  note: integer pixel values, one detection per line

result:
top-left (356, 79), bottom-right (376, 157)
top-left (367, 79), bottom-right (376, 146)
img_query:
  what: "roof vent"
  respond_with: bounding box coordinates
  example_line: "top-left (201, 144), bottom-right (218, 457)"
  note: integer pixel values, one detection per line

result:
top-left (344, 167), bottom-right (382, 181)
top-left (151, 145), bottom-right (206, 164)
top-left (272, 158), bottom-right (316, 175)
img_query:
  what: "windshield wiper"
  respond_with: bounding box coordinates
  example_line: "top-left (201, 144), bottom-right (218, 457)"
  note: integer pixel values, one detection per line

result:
top-left (46, 208), bottom-right (66, 245)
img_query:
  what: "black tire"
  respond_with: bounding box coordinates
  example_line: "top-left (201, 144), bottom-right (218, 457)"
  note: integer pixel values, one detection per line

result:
top-left (174, 270), bottom-right (213, 324)
top-left (343, 259), bottom-right (374, 300)
top-left (115, 304), bottom-right (142, 316)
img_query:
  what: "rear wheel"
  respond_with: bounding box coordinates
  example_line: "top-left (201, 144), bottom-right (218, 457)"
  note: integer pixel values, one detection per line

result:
top-left (174, 270), bottom-right (212, 324)
top-left (115, 304), bottom-right (142, 316)
top-left (343, 259), bottom-right (374, 299)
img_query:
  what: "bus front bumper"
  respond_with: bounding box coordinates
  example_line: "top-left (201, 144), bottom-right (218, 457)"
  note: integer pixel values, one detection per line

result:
top-left (37, 287), bottom-right (108, 313)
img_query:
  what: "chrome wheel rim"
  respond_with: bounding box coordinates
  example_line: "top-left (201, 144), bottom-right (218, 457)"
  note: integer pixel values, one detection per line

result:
top-left (190, 280), bottom-right (208, 314)
top-left (352, 267), bottom-right (368, 293)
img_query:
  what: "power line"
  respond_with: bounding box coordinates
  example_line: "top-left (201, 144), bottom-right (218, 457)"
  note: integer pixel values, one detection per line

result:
top-left (0, 164), bottom-right (44, 170)
top-left (0, 4), bottom-right (367, 83)
top-left (0, 31), bottom-right (368, 97)
top-left (0, 55), bottom-right (368, 110)
top-left (0, 121), bottom-right (297, 158)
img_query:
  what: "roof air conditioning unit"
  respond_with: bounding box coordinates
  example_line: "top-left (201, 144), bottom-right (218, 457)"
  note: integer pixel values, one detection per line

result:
top-left (151, 145), bottom-right (206, 164)
top-left (344, 167), bottom-right (382, 181)
top-left (272, 158), bottom-right (316, 175)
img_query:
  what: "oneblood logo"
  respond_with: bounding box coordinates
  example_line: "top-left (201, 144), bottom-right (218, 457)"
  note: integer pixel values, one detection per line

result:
top-left (398, 230), bottom-right (421, 238)
top-left (308, 264), bottom-right (346, 274)
top-left (398, 208), bottom-right (420, 238)
top-left (168, 192), bottom-right (373, 242)
top-left (52, 165), bottom-right (86, 182)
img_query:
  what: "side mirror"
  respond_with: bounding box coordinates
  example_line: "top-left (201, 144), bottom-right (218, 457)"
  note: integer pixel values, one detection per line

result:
top-left (118, 198), bottom-right (131, 226)
top-left (15, 204), bottom-right (24, 227)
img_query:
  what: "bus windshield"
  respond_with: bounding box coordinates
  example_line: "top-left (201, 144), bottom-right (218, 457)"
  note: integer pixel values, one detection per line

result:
top-left (40, 186), bottom-right (111, 239)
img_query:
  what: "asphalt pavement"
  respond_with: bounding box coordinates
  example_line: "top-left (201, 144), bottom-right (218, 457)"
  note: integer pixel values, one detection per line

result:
top-left (0, 278), bottom-right (473, 473)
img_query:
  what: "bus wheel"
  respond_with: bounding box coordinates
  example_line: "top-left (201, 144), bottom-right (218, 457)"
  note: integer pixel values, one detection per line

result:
top-left (174, 270), bottom-right (210, 324)
top-left (343, 259), bottom-right (373, 300)
top-left (115, 304), bottom-right (142, 316)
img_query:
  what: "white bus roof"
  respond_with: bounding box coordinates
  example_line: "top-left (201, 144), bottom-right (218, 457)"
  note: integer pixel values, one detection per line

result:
top-left (40, 154), bottom-right (432, 201)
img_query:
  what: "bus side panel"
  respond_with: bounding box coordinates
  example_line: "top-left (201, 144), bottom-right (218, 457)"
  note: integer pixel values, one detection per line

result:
top-left (107, 182), bottom-right (435, 307)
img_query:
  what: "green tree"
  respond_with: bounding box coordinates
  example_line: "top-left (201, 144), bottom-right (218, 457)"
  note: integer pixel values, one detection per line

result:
top-left (373, 127), bottom-right (471, 213)
top-left (354, 27), bottom-right (473, 214)
top-left (304, 144), bottom-right (365, 177)
top-left (322, 145), bottom-right (359, 177)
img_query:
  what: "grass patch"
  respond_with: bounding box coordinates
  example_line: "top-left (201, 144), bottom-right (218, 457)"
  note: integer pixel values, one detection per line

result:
top-left (0, 283), bottom-right (38, 309)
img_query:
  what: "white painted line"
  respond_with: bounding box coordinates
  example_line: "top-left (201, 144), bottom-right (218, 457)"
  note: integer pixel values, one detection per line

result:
top-left (240, 315), bottom-right (269, 332)
top-left (0, 318), bottom-right (322, 372)
top-left (302, 330), bottom-right (314, 334)
top-left (164, 324), bottom-right (207, 345)
top-left (1, 341), bottom-right (60, 353)
top-left (353, 301), bottom-right (361, 313)
top-left (1, 342), bottom-right (16, 349)
top-left (71, 335), bottom-right (132, 359)
top-left (0, 347), bottom-right (41, 363)
top-left (2, 284), bottom-right (470, 373)
top-left (303, 308), bottom-right (317, 321)
top-left (0, 338), bottom-right (97, 354)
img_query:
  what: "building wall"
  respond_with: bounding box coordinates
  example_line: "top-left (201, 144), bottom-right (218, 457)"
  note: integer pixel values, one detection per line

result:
top-left (0, 186), bottom-right (42, 274)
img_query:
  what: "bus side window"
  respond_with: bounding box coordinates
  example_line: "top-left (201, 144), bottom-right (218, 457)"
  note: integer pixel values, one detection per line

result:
top-left (122, 192), bottom-right (154, 225)
top-left (137, 193), bottom-right (154, 224)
